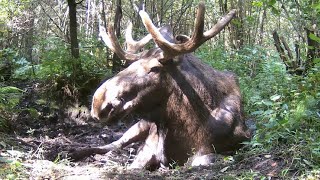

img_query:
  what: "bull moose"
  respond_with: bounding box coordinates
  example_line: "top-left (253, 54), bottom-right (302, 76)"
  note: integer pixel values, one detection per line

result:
top-left (72, 2), bottom-right (251, 170)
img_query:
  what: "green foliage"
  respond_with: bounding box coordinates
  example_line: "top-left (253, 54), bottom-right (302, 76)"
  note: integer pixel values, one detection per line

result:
top-left (32, 36), bottom-right (109, 81)
top-left (0, 85), bottom-right (23, 132)
top-left (309, 33), bottom-right (320, 43)
top-left (0, 35), bottom-right (113, 110)
top-left (0, 160), bottom-right (27, 179)
top-left (198, 45), bottom-right (320, 173)
top-left (0, 86), bottom-right (23, 109)
top-left (35, 37), bottom-right (72, 79)
top-left (12, 57), bottom-right (33, 79)
top-left (9, 36), bottom-right (111, 96)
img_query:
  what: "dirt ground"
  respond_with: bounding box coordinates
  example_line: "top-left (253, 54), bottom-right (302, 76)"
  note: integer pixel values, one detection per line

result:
top-left (0, 82), bottom-right (297, 179)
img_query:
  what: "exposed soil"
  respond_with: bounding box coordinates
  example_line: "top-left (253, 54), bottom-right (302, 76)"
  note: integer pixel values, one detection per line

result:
top-left (0, 81), bottom-right (296, 179)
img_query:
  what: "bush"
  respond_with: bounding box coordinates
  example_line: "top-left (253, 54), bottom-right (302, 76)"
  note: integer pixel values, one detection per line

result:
top-left (0, 85), bottom-right (23, 132)
top-left (9, 37), bottom-right (112, 104)
top-left (197, 45), bottom-right (320, 170)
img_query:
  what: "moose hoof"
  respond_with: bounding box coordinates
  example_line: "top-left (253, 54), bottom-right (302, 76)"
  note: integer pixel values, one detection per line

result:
top-left (191, 153), bottom-right (215, 166)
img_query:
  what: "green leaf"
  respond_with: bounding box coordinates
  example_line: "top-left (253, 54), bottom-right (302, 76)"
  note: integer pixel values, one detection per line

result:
top-left (262, 100), bottom-right (273, 106)
top-left (264, 109), bottom-right (274, 115)
top-left (313, 58), bottom-right (320, 64)
top-left (252, 1), bottom-right (263, 7)
top-left (270, 94), bottom-right (281, 101)
top-left (0, 86), bottom-right (23, 94)
top-left (271, 6), bottom-right (280, 15)
top-left (278, 118), bottom-right (288, 125)
top-left (268, 0), bottom-right (276, 6)
top-left (28, 108), bottom-right (39, 118)
top-left (312, 3), bottom-right (320, 12)
top-left (309, 33), bottom-right (320, 43)
top-left (303, 159), bottom-right (314, 167)
top-left (251, 110), bottom-right (264, 115)
top-left (231, 19), bottom-right (241, 26)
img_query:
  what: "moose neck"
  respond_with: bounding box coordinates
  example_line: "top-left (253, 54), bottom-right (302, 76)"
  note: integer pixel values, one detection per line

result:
top-left (162, 55), bottom-right (219, 144)
top-left (166, 53), bottom-right (221, 118)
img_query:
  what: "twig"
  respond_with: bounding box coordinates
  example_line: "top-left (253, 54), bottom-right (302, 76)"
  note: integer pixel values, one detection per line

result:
top-left (30, 142), bottom-right (44, 159)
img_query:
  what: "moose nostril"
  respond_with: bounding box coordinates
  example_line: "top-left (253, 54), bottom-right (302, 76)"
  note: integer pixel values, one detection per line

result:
top-left (92, 116), bottom-right (99, 121)
top-left (98, 103), bottom-right (113, 118)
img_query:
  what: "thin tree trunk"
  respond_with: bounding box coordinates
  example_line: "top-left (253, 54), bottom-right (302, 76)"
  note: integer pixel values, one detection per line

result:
top-left (295, 43), bottom-right (301, 68)
top-left (272, 31), bottom-right (290, 69)
top-left (85, 0), bottom-right (91, 38)
top-left (100, 0), bottom-right (111, 66)
top-left (25, 16), bottom-right (35, 76)
top-left (112, 0), bottom-right (122, 73)
top-left (67, 0), bottom-right (82, 79)
top-left (258, 8), bottom-right (266, 45)
top-left (67, 0), bottom-right (80, 59)
top-left (305, 28), bottom-right (318, 72)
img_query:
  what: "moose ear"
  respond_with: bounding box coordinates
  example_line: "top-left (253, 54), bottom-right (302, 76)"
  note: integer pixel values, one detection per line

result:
top-left (159, 25), bottom-right (175, 43)
top-left (176, 35), bottom-right (190, 44)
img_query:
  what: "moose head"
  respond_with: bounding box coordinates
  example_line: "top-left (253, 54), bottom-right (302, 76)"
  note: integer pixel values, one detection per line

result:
top-left (89, 2), bottom-right (251, 169)
top-left (91, 2), bottom-right (236, 124)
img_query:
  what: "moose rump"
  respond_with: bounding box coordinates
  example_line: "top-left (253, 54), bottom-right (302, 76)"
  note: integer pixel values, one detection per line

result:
top-left (83, 2), bottom-right (252, 170)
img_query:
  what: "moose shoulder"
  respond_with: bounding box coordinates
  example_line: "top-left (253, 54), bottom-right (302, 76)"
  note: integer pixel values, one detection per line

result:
top-left (85, 2), bottom-right (251, 170)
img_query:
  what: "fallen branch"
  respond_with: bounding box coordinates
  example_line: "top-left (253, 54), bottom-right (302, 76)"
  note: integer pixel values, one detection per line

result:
top-left (67, 144), bottom-right (119, 161)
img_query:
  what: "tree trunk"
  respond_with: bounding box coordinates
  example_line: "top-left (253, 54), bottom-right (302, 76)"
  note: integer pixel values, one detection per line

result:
top-left (111, 0), bottom-right (122, 73)
top-left (25, 16), bottom-right (35, 76)
top-left (295, 43), bottom-right (301, 68)
top-left (258, 8), bottom-right (266, 45)
top-left (67, 0), bottom-right (82, 79)
top-left (305, 28), bottom-right (319, 72)
top-left (272, 31), bottom-right (290, 69)
top-left (100, 0), bottom-right (111, 67)
top-left (236, 0), bottom-right (245, 48)
top-left (273, 30), bottom-right (306, 75)
top-left (67, 0), bottom-right (80, 59)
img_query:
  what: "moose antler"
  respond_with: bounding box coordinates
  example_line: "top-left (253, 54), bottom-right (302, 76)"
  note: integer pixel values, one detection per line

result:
top-left (99, 22), bottom-right (153, 61)
top-left (139, 2), bottom-right (236, 61)
top-left (99, 2), bottom-right (235, 62)
top-left (125, 22), bottom-right (153, 53)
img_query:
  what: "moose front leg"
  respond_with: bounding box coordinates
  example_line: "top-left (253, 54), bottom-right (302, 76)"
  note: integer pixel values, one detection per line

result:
top-left (129, 123), bottom-right (167, 170)
top-left (68, 120), bottom-right (152, 161)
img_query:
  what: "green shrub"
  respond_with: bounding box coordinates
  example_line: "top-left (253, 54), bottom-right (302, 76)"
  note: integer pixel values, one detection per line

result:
top-left (197, 45), bottom-right (320, 170)
top-left (0, 85), bottom-right (23, 132)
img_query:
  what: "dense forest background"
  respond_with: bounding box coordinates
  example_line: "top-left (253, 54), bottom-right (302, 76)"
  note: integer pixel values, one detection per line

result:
top-left (0, 0), bottom-right (319, 179)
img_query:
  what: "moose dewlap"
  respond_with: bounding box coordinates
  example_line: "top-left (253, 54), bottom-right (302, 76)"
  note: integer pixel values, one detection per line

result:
top-left (89, 2), bottom-right (251, 170)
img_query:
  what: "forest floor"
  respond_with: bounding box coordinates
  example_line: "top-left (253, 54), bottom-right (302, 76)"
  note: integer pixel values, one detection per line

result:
top-left (0, 81), bottom-right (301, 180)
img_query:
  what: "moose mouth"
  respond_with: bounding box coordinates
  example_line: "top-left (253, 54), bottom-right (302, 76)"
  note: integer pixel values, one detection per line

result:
top-left (99, 98), bottom-right (134, 125)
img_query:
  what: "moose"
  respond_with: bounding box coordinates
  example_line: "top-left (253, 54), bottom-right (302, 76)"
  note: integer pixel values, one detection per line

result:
top-left (71, 2), bottom-right (251, 170)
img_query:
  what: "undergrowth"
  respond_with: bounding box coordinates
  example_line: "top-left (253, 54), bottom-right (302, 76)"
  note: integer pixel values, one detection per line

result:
top-left (0, 38), bottom-right (111, 131)
top-left (198, 45), bottom-right (320, 178)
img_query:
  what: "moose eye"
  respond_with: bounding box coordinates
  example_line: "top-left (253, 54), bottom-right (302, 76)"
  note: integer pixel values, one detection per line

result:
top-left (149, 67), bottom-right (161, 73)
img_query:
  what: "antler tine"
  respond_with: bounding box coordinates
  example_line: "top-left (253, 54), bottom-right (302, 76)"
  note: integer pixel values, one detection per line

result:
top-left (139, 2), bottom-right (236, 61)
top-left (99, 25), bottom-right (141, 61)
top-left (191, 2), bottom-right (205, 43)
top-left (125, 22), bottom-right (153, 53)
top-left (203, 9), bottom-right (236, 39)
top-left (139, 10), bottom-right (174, 59)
